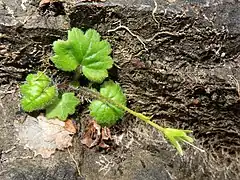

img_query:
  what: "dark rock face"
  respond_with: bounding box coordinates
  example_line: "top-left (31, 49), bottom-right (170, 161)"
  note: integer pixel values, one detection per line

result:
top-left (0, 0), bottom-right (240, 180)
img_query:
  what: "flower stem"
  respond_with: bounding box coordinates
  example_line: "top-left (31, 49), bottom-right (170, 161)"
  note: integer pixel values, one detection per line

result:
top-left (81, 87), bottom-right (165, 133)
top-left (79, 86), bottom-right (200, 155)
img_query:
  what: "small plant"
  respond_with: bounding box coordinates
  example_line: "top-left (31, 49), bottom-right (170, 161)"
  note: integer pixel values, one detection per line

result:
top-left (89, 80), bottom-right (127, 127)
top-left (20, 72), bottom-right (80, 120)
top-left (20, 28), bottom-right (198, 155)
top-left (20, 72), bottom-right (58, 112)
top-left (51, 28), bottom-right (113, 83)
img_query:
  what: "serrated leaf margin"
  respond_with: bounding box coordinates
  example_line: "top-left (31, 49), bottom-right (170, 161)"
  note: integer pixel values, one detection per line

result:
top-left (20, 72), bottom-right (58, 112)
top-left (89, 81), bottom-right (126, 127)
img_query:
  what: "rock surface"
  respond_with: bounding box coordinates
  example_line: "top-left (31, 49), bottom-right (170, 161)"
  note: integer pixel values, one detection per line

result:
top-left (0, 0), bottom-right (240, 180)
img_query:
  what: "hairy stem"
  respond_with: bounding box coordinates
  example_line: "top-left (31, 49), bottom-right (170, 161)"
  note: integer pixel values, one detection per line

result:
top-left (74, 66), bottom-right (82, 81)
top-left (72, 84), bottom-right (197, 155)
top-left (81, 87), bottom-right (165, 133)
top-left (71, 66), bottom-right (82, 87)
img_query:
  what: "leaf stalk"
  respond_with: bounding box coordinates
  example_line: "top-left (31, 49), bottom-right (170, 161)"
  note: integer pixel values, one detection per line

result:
top-left (81, 87), bottom-right (164, 133)
top-left (80, 86), bottom-right (198, 155)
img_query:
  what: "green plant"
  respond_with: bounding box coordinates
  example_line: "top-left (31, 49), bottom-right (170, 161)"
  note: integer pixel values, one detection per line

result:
top-left (51, 28), bottom-right (113, 83)
top-left (89, 80), bottom-right (126, 127)
top-left (20, 28), bottom-right (198, 155)
top-left (20, 71), bottom-right (58, 112)
top-left (20, 72), bottom-right (80, 121)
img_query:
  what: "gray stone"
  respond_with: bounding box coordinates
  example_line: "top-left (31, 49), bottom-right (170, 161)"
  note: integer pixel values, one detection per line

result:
top-left (0, 0), bottom-right (240, 180)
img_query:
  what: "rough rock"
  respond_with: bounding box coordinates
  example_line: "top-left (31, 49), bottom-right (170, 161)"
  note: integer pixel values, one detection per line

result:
top-left (0, 0), bottom-right (240, 179)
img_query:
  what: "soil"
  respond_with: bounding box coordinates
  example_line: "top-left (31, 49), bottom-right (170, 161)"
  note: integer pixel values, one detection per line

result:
top-left (0, 0), bottom-right (240, 180)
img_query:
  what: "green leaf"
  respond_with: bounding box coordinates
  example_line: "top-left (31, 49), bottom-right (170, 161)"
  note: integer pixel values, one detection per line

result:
top-left (51, 40), bottom-right (80, 71)
top-left (51, 28), bottom-right (113, 83)
top-left (163, 128), bottom-right (194, 156)
top-left (20, 72), bottom-right (58, 112)
top-left (89, 81), bottom-right (126, 127)
top-left (46, 93), bottom-right (80, 121)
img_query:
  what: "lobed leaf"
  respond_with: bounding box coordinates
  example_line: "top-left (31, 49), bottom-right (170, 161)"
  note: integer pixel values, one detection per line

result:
top-left (51, 28), bottom-right (113, 83)
top-left (51, 40), bottom-right (80, 71)
top-left (46, 93), bottom-right (80, 121)
top-left (89, 81), bottom-right (126, 127)
top-left (20, 72), bottom-right (58, 112)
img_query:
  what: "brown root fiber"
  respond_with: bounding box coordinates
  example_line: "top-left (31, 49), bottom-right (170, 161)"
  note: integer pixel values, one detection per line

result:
top-left (1, 1), bottom-right (240, 179)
